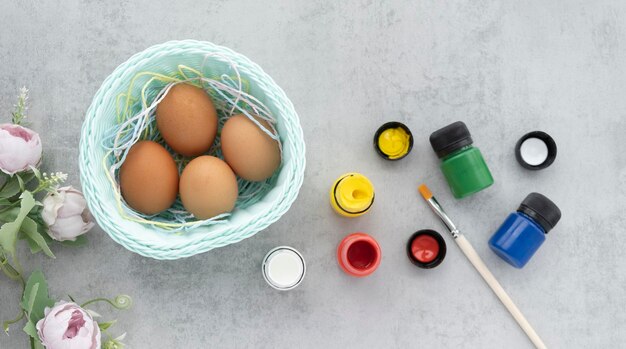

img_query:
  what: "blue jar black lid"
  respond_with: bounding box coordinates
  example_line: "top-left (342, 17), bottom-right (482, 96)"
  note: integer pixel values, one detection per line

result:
top-left (429, 121), bottom-right (474, 158)
top-left (518, 193), bottom-right (561, 233)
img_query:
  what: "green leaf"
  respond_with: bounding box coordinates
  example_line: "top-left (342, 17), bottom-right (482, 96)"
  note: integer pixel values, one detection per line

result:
top-left (16, 171), bottom-right (36, 191)
top-left (29, 334), bottom-right (45, 349)
top-left (23, 320), bottom-right (38, 338)
top-left (0, 207), bottom-right (19, 222)
top-left (26, 283), bottom-right (40, 314)
top-left (58, 235), bottom-right (87, 247)
top-left (31, 167), bottom-right (41, 181)
top-left (20, 217), bottom-right (54, 258)
top-left (16, 174), bottom-right (25, 191)
top-left (0, 191), bottom-right (36, 258)
top-left (0, 172), bottom-right (35, 198)
top-left (98, 320), bottom-right (117, 331)
top-left (22, 232), bottom-right (42, 254)
top-left (21, 271), bottom-right (55, 323)
top-left (42, 230), bottom-right (53, 242)
top-left (0, 175), bottom-right (21, 199)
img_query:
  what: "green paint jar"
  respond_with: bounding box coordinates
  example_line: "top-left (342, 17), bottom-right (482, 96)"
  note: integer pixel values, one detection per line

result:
top-left (429, 121), bottom-right (494, 198)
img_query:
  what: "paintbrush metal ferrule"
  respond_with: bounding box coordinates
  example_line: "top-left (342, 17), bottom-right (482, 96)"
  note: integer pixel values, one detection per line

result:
top-left (417, 183), bottom-right (547, 349)
top-left (425, 197), bottom-right (460, 238)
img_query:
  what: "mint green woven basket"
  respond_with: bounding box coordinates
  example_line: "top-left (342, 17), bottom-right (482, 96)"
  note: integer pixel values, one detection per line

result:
top-left (79, 40), bottom-right (305, 260)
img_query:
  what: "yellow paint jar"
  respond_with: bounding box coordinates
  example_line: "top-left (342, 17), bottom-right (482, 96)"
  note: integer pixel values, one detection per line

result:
top-left (329, 173), bottom-right (375, 217)
top-left (373, 122), bottom-right (413, 160)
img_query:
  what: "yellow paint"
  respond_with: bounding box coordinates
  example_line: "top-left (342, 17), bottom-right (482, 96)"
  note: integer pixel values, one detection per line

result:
top-left (377, 127), bottom-right (410, 159)
top-left (329, 173), bottom-right (375, 217)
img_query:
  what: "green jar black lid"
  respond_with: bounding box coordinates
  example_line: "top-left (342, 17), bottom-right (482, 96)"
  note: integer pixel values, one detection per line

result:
top-left (429, 121), bottom-right (474, 158)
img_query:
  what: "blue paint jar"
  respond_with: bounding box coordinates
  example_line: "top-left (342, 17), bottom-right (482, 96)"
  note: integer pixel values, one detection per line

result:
top-left (489, 193), bottom-right (561, 268)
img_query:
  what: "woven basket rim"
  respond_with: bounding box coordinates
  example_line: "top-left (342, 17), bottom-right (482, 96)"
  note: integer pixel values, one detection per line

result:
top-left (79, 40), bottom-right (305, 260)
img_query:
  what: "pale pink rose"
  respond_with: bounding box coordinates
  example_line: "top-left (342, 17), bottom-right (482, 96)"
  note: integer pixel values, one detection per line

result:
top-left (36, 301), bottom-right (101, 349)
top-left (41, 186), bottom-right (95, 241)
top-left (0, 123), bottom-right (42, 175)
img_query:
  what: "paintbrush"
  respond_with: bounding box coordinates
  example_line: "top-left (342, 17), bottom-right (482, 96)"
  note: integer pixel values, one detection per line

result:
top-left (418, 184), bottom-right (547, 349)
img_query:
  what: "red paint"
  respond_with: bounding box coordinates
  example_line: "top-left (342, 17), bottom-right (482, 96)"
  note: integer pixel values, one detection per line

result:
top-left (347, 241), bottom-right (377, 269)
top-left (411, 235), bottom-right (440, 263)
top-left (337, 233), bottom-right (381, 277)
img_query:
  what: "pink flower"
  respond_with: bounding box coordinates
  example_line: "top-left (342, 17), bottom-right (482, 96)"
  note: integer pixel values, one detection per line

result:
top-left (0, 123), bottom-right (42, 175)
top-left (42, 186), bottom-right (95, 241)
top-left (36, 301), bottom-right (101, 349)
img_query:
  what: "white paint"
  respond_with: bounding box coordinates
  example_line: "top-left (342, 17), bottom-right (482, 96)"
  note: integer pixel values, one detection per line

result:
top-left (520, 138), bottom-right (549, 166)
top-left (263, 247), bottom-right (305, 290)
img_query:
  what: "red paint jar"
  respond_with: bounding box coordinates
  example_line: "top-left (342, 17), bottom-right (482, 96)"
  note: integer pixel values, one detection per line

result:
top-left (337, 233), bottom-right (381, 277)
top-left (407, 229), bottom-right (446, 269)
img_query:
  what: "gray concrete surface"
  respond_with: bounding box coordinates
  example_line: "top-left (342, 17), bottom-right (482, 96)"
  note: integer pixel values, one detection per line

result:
top-left (1, 1), bottom-right (625, 348)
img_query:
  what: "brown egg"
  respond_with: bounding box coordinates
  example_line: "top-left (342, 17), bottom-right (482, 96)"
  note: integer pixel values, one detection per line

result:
top-left (156, 83), bottom-right (218, 157)
top-left (220, 114), bottom-right (281, 181)
top-left (179, 156), bottom-right (238, 219)
top-left (119, 141), bottom-right (179, 215)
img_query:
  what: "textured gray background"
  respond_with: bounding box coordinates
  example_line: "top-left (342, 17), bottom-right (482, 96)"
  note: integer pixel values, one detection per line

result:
top-left (1, 1), bottom-right (625, 348)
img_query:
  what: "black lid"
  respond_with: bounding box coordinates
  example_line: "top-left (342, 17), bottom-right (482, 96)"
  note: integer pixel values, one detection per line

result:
top-left (514, 131), bottom-right (557, 170)
top-left (517, 193), bottom-right (561, 233)
top-left (373, 121), bottom-right (414, 161)
top-left (429, 121), bottom-right (474, 158)
top-left (406, 229), bottom-right (447, 269)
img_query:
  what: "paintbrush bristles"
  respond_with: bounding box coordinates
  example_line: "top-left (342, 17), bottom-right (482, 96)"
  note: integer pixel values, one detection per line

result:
top-left (418, 184), bottom-right (433, 200)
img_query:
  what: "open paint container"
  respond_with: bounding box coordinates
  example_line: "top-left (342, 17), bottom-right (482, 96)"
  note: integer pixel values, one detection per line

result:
top-left (373, 121), bottom-right (413, 160)
top-left (515, 131), bottom-right (557, 170)
top-left (329, 173), bottom-right (375, 217)
top-left (262, 246), bottom-right (306, 291)
top-left (337, 233), bottom-right (381, 277)
top-left (406, 229), bottom-right (446, 269)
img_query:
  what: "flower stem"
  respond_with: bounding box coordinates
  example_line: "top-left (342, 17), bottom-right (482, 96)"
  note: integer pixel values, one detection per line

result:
top-left (0, 252), bottom-right (25, 288)
top-left (81, 295), bottom-right (132, 310)
top-left (3, 309), bottom-right (25, 333)
top-left (81, 298), bottom-right (114, 308)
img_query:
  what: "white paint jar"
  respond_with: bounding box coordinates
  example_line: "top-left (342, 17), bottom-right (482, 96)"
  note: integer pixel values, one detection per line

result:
top-left (262, 246), bottom-right (306, 291)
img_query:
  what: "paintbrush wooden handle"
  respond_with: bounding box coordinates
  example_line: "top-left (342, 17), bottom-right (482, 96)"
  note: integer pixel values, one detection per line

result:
top-left (455, 235), bottom-right (547, 349)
